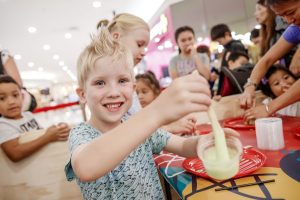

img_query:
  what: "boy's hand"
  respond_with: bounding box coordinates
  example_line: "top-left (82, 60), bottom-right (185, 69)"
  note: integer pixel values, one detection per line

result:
top-left (45, 123), bottom-right (70, 142)
top-left (151, 73), bottom-right (211, 125)
top-left (163, 115), bottom-right (197, 135)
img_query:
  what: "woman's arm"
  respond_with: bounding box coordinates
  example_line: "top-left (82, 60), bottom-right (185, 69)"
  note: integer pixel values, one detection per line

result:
top-left (3, 56), bottom-right (23, 87)
top-left (194, 54), bottom-right (210, 80)
top-left (289, 47), bottom-right (300, 77)
top-left (268, 79), bottom-right (300, 114)
top-left (240, 37), bottom-right (295, 109)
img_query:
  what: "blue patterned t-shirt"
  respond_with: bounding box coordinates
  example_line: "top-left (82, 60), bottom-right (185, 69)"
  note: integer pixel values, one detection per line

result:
top-left (65, 118), bottom-right (170, 200)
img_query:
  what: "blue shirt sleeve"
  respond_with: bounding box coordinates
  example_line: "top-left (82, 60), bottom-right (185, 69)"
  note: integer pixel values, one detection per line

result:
top-left (282, 25), bottom-right (300, 44)
top-left (148, 128), bottom-right (171, 154)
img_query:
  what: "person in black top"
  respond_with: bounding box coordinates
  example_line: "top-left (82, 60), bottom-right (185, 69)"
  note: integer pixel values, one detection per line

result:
top-left (210, 24), bottom-right (248, 95)
top-left (210, 23), bottom-right (247, 67)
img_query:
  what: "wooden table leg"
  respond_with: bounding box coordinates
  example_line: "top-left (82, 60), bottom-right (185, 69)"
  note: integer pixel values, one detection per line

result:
top-left (163, 178), bottom-right (172, 200)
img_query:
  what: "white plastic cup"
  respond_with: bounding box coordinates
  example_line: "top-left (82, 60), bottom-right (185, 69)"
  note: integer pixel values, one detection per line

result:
top-left (197, 136), bottom-right (242, 180)
top-left (255, 117), bottom-right (285, 150)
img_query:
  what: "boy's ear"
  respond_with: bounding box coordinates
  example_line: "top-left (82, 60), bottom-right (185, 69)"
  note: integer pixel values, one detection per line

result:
top-left (76, 88), bottom-right (87, 104)
top-left (112, 32), bottom-right (120, 39)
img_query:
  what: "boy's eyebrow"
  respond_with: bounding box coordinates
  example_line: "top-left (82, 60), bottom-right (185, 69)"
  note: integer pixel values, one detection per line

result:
top-left (0, 90), bottom-right (19, 95)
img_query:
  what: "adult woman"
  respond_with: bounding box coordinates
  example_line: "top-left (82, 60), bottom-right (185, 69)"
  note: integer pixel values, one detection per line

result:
top-left (255, 0), bottom-right (294, 67)
top-left (241, 0), bottom-right (300, 120)
top-left (0, 50), bottom-right (23, 87)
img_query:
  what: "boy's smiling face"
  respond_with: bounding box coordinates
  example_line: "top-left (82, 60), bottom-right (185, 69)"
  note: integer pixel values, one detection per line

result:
top-left (77, 56), bottom-right (135, 131)
top-left (0, 83), bottom-right (23, 119)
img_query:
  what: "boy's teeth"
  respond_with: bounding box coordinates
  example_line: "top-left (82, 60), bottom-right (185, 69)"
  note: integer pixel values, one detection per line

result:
top-left (106, 103), bottom-right (120, 108)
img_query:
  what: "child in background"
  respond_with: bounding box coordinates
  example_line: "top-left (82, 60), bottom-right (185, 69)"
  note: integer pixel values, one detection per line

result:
top-left (65, 25), bottom-right (238, 200)
top-left (245, 64), bottom-right (300, 118)
top-left (97, 13), bottom-right (150, 115)
top-left (0, 75), bottom-right (70, 162)
top-left (168, 26), bottom-right (210, 80)
top-left (136, 71), bottom-right (196, 135)
top-left (210, 23), bottom-right (247, 67)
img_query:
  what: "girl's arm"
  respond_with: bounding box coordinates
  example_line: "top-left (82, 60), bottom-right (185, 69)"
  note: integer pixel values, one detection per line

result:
top-left (71, 74), bottom-right (211, 181)
top-left (1, 125), bottom-right (69, 162)
top-left (3, 56), bottom-right (23, 87)
top-left (240, 37), bottom-right (295, 109)
top-left (169, 68), bottom-right (179, 79)
top-left (194, 54), bottom-right (210, 80)
top-left (244, 79), bottom-right (300, 119)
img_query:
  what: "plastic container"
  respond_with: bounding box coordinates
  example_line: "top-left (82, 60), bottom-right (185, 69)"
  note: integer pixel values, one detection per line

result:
top-left (197, 136), bottom-right (242, 180)
top-left (255, 117), bottom-right (285, 150)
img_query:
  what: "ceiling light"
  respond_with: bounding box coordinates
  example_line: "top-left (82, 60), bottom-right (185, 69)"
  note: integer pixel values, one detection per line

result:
top-left (28, 26), bottom-right (37, 33)
top-left (64, 33), bottom-right (72, 39)
top-left (197, 37), bottom-right (203, 42)
top-left (154, 37), bottom-right (160, 43)
top-left (21, 71), bottom-right (55, 80)
top-left (255, 24), bottom-right (262, 29)
top-left (43, 44), bottom-right (51, 51)
top-left (58, 61), bottom-right (64, 66)
top-left (38, 67), bottom-right (44, 72)
top-left (14, 54), bottom-right (22, 60)
top-left (164, 40), bottom-right (173, 48)
top-left (28, 62), bottom-right (34, 67)
top-left (62, 66), bottom-right (68, 71)
top-left (53, 54), bottom-right (59, 60)
top-left (92, 1), bottom-right (102, 8)
top-left (157, 45), bottom-right (164, 50)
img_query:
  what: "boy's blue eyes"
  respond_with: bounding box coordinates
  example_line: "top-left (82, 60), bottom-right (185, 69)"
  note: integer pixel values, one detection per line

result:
top-left (95, 79), bottom-right (129, 86)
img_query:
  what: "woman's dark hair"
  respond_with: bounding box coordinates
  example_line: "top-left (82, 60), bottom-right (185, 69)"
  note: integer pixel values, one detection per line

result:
top-left (210, 24), bottom-right (231, 41)
top-left (174, 26), bottom-right (195, 53)
top-left (260, 64), bottom-right (296, 98)
top-left (0, 75), bottom-right (20, 88)
top-left (266, 0), bottom-right (295, 6)
top-left (135, 71), bottom-right (160, 96)
top-left (250, 28), bottom-right (260, 41)
top-left (197, 45), bottom-right (211, 59)
top-left (257, 0), bottom-right (276, 57)
top-left (227, 51), bottom-right (249, 63)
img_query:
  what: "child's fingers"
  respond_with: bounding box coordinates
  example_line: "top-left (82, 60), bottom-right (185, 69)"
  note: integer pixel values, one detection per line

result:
top-left (189, 93), bottom-right (212, 106)
top-left (223, 128), bottom-right (240, 137)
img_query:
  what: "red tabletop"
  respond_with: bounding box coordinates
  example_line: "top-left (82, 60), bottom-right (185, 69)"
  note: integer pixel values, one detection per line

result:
top-left (154, 116), bottom-right (300, 200)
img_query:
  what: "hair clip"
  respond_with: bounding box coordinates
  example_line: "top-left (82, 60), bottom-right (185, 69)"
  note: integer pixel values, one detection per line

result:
top-left (261, 77), bottom-right (268, 85)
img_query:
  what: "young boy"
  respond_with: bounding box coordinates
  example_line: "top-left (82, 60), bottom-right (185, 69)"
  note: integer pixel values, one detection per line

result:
top-left (0, 75), bottom-right (70, 162)
top-left (65, 25), bottom-right (238, 199)
top-left (210, 23), bottom-right (248, 67)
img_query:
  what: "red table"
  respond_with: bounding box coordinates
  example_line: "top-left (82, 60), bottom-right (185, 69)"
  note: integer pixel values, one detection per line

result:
top-left (154, 116), bottom-right (300, 200)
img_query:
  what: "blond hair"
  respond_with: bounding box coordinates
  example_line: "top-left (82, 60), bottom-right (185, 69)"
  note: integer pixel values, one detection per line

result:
top-left (97, 13), bottom-right (149, 35)
top-left (77, 27), bottom-right (134, 88)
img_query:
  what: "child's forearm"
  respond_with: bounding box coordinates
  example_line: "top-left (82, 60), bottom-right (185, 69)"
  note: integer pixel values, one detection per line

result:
top-left (2, 134), bottom-right (52, 162)
top-left (72, 105), bottom-right (163, 181)
top-left (164, 135), bottom-right (198, 158)
top-left (194, 57), bottom-right (210, 80)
